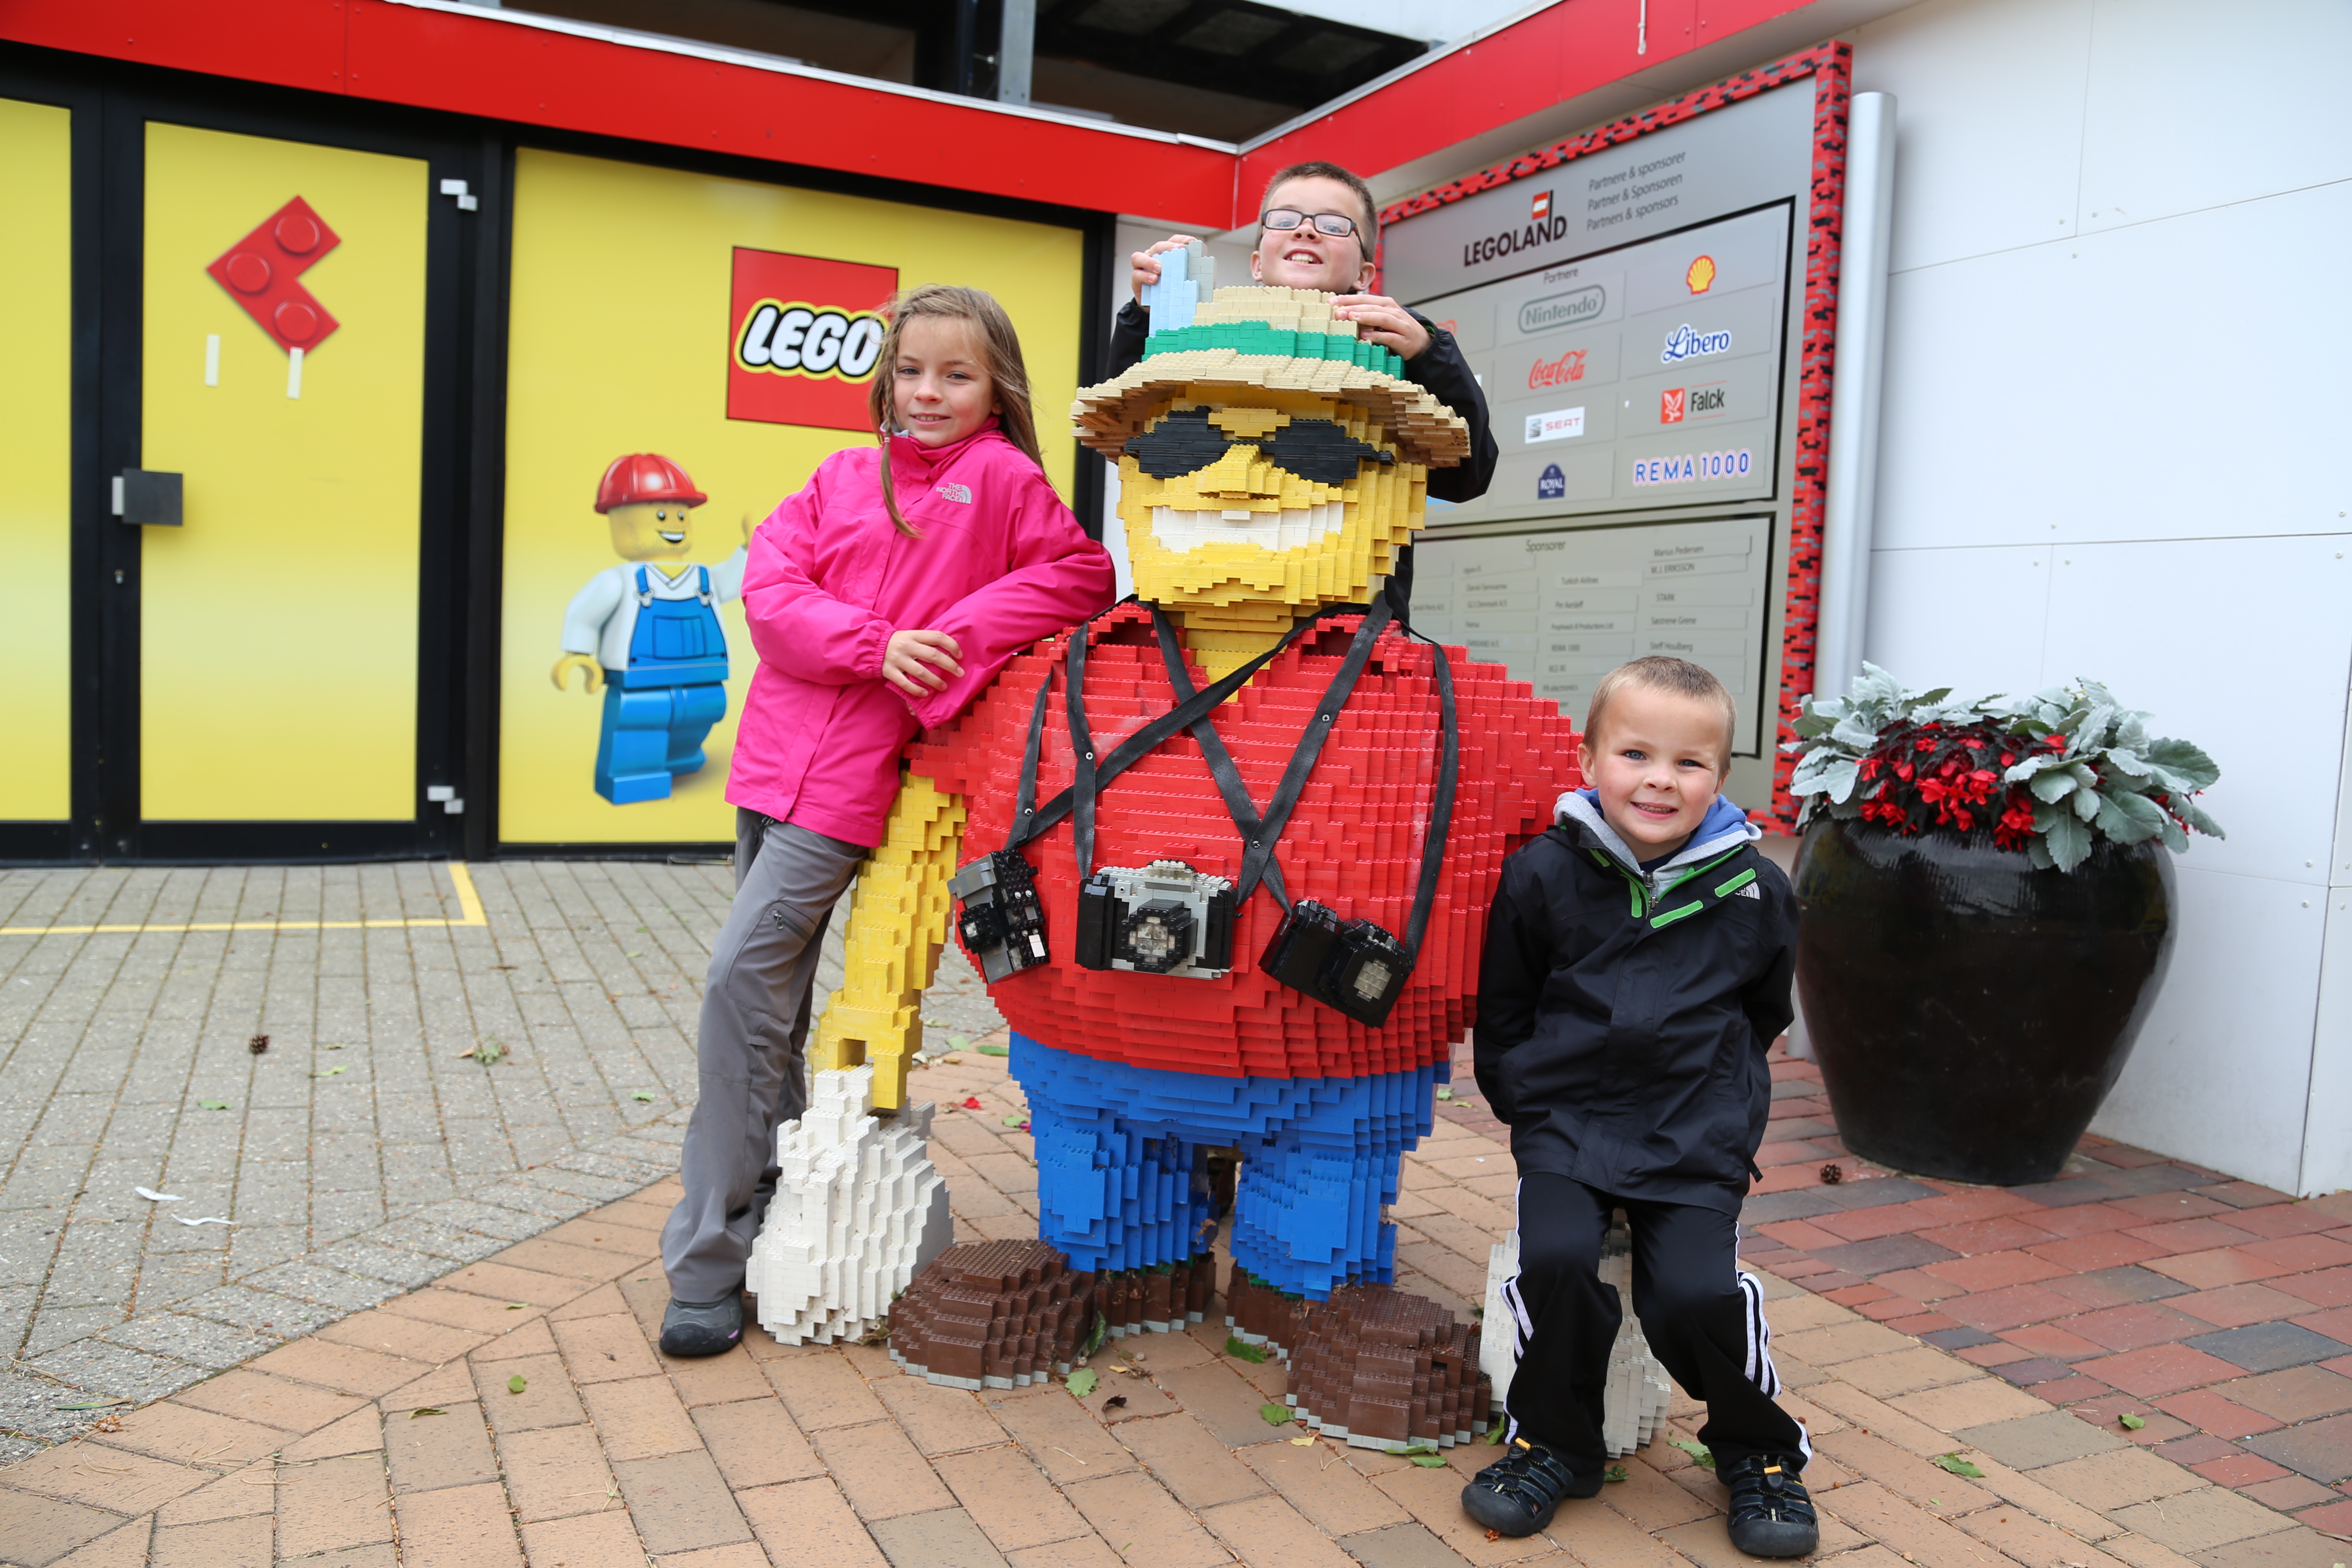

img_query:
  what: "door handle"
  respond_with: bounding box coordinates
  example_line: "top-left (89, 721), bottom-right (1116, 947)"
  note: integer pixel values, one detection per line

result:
top-left (114, 470), bottom-right (184, 526)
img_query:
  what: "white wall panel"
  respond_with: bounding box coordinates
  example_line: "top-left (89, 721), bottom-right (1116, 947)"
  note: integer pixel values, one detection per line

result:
top-left (2039, 534), bottom-right (2352, 887)
top-left (2078, 0), bottom-right (2352, 235)
top-left (1851, 0), bottom-right (2092, 274)
top-left (1871, 182), bottom-right (2352, 553)
top-left (1860, 544), bottom-right (2051, 698)
top-left (2092, 865), bottom-right (2324, 1194)
top-left (2305, 894), bottom-right (2352, 1196)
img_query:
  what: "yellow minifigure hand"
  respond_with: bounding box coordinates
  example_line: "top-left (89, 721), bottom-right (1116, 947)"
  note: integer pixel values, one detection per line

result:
top-left (811, 770), bottom-right (967, 1111)
top-left (551, 654), bottom-right (605, 694)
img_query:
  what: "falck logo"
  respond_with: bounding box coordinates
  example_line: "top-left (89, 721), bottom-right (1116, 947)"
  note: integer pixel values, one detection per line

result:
top-left (1660, 388), bottom-right (1686, 424)
top-left (727, 248), bottom-right (899, 432)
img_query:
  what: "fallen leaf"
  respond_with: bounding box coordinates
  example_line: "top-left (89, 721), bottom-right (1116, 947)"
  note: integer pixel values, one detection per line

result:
top-left (977, 1042), bottom-right (1010, 1057)
top-left (312, 1066), bottom-right (346, 1078)
top-left (625, 951), bottom-right (643, 957)
top-left (507, 1375), bottom-right (527, 1394)
top-left (1485, 1420), bottom-right (1507, 1445)
top-left (1289, 1436), bottom-right (1316, 1446)
top-left (2119, 1412), bottom-right (2146, 1430)
top-left (949, 1034), bottom-right (971, 1050)
top-left (1410, 1454), bottom-right (1447, 1468)
top-left (1434, 1085), bottom-right (1454, 1101)
top-left (54, 1398), bottom-right (129, 1411)
top-left (1260, 1403), bottom-right (1292, 1425)
top-left (1605, 1465), bottom-right (1628, 1482)
top-left (1066, 1369), bottom-right (1099, 1397)
top-left (941, 1054), bottom-right (962, 1064)
top-left (1932, 1453), bottom-right (1984, 1478)
top-left (199, 1100), bottom-right (230, 1111)
top-left (631, 1090), bottom-right (655, 1102)
top-left (1669, 1438), bottom-right (1714, 1469)
top-left (1002, 1114), bottom-right (1025, 1128)
top-left (1224, 1335), bottom-right (1268, 1364)
top-left (1103, 1395), bottom-right (1128, 1411)
top-left (322, 1043), bottom-right (344, 1050)
top-left (505, 1302), bottom-right (527, 1311)
top-left (410, 1407), bottom-right (444, 1419)
top-left (1487, 1527), bottom-right (1504, 1540)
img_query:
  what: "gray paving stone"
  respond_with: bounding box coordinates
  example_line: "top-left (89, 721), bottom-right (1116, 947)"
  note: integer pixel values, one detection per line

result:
top-left (29, 1338), bottom-right (209, 1402)
top-left (102, 1311), bottom-right (284, 1369)
top-left (240, 1264), bottom-right (403, 1312)
top-left (308, 1240), bottom-right (457, 1290)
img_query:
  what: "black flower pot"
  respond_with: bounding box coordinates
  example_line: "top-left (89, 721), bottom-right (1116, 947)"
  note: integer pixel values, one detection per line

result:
top-left (1791, 817), bottom-right (2176, 1186)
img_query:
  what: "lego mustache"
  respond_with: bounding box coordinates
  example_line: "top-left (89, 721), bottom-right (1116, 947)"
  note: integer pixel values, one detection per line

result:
top-left (1148, 502), bottom-right (1348, 554)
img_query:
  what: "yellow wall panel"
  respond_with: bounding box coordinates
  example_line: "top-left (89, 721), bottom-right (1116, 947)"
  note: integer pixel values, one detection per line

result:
top-left (499, 147), bottom-right (1084, 845)
top-left (140, 123), bottom-right (427, 821)
top-left (0, 99), bottom-right (75, 822)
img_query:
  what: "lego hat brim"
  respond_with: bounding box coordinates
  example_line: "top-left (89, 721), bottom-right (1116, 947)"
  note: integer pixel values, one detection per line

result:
top-left (1072, 349), bottom-right (1472, 469)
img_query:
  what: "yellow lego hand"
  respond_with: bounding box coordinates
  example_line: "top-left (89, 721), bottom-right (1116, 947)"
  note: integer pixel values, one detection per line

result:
top-left (809, 771), bottom-right (967, 1111)
top-left (551, 654), bottom-right (604, 694)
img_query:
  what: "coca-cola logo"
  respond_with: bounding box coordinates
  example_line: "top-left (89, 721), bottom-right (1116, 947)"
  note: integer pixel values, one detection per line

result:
top-left (1528, 348), bottom-right (1587, 389)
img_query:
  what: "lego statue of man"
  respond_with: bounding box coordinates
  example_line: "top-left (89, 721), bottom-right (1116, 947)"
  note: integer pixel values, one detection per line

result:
top-left (552, 453), bottom-right (750, 805)
top-left (805, 286), bottom-right (1579, 1306)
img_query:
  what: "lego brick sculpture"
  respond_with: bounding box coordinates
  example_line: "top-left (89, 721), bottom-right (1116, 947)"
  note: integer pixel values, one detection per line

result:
top-left (889, 1239), bottom-right (1098, 1389)
top-left (744, 1064), bottom-right (952, 1344)
top-left (1480, 1226), bottom-right (1675, 1457)
top-left (1228, 1272), bottom-right (1494, 1451)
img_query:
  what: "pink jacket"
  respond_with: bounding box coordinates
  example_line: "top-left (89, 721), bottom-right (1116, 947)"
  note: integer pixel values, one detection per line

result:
top-left (728, 422), bottom-right (1115, 847)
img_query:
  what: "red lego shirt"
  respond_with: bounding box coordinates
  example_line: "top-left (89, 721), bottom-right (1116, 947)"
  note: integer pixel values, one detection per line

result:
top-left (910, 605), bottom-right (1580, 1081)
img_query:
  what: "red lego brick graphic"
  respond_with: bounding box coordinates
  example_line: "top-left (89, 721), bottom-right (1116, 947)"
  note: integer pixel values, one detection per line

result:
top-left (726, 248), bottom-right (898, 432)
top-left (204, 196), bottom-right (340, 355)
top-left (912, 607), bottom-right (1581, 1083)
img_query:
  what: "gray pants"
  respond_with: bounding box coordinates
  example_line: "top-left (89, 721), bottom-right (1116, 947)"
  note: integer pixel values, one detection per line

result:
top-left (661, 809), bottom-right (867, 1302)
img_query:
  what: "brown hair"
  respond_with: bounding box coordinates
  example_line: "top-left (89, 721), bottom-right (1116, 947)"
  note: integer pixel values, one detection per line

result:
top-left (1259, 160), bottom-right (1380, 260)
top-left (1584, 657), bottom-right (1737, 767)
top-left (867, 285), bottom-right (1044, 537)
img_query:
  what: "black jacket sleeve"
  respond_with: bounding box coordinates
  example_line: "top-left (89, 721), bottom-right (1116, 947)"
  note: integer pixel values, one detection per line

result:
top-left (1473, 855), bottom-right (1550, 1122)
top-left (1405, 314), bottom-right (1498, 505)
top-left (1740, 870), bottom-right (1801, 1052)
top-left (1107, 300), bottom-right (1150, 380)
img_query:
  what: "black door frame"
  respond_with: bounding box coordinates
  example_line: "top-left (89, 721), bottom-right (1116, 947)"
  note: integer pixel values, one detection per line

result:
top-left (0, 42), bottom-right (1114, 867)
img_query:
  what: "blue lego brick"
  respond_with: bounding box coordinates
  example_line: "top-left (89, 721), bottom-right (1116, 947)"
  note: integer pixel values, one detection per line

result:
top-left (1011, 1032), bottom-right (1436, 1299)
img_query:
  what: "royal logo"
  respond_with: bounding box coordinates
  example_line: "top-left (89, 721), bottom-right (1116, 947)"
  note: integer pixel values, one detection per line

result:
top-left (1660, 388), bottom-right (1686, 425)
top-left (1527, 347), bottom-right (1588, 389)
top-left (727, 248), bottom-right (899, 432)
top-left (1537, 463), bottom-right (1566, 500)
top-left (1660, 323), bottom-right (1732, 364)
top-left (1516, 285), bottom-right (1605, 336)
top-left (1530, 190), bottom-right (1552, 222)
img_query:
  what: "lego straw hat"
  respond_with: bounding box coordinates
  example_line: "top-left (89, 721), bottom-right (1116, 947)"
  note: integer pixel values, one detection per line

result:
top-left (1073, 285), bottom-right (1471, 469)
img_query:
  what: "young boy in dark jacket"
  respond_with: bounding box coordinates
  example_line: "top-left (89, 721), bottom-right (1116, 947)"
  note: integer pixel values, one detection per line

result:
top-left (1114, 160), bottom-right (1496, 620)
top-left (1464, 656), bottom-right (1816, 1556)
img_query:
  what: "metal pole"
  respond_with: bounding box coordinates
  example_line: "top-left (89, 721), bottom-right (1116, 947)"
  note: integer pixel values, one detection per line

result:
top-left (998, 0), bottom-right (1035, 104)
top-left (1815, 92), bottom-right (1897, 702)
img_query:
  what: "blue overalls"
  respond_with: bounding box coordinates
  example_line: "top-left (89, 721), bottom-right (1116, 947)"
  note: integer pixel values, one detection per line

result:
top-left (594, 566), bottom-right (729, 805)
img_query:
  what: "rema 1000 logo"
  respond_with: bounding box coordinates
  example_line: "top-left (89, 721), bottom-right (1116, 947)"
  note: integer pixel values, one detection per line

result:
top-left (726, 249), bottom-right (899, 432)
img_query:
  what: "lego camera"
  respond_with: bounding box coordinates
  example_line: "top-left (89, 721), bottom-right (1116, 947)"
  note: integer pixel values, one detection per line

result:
top-left (1259, 900), bottom-right (1414, 1027)
top-left (948, 851), bottom-right (1049, 983)
top-left (1075, 861), bottom-right (1236, 980)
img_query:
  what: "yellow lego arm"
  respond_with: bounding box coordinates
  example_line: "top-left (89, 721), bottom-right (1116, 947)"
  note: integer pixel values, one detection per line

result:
top-left (810, 769), bottom-right (967, 1111)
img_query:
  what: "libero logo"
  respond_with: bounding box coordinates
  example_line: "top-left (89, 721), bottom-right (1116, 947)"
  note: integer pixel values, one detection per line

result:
top-left (1516, 285), bottom-right (1605, 336)
top-left (1660, 323), bottom-right (1732, 364)
top-left (727, 248), bottom-right (899, 432)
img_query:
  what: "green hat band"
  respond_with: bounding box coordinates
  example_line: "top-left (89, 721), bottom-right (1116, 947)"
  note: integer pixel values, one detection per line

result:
top-left (1141, 321), bottom-right (1406, 379)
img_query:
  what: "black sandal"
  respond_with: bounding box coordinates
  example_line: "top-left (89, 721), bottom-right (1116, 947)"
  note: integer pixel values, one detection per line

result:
top-left (1460, 1438), bottom-right (1601, 1537)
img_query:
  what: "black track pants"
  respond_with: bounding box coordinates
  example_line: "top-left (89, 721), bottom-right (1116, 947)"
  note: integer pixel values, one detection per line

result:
top-left (1499, 1173), bottom-right (1808, 1476)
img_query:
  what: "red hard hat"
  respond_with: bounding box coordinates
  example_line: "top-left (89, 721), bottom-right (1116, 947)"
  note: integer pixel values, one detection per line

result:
top-left (595, 453), bottom-right (707, 513)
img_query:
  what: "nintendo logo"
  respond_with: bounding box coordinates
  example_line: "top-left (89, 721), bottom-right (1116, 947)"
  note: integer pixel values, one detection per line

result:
top-left (1516, 285), bottom-right (1606, 336)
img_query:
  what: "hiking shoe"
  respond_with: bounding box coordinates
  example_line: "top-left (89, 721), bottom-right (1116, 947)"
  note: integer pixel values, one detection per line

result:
top-left (1724, 1454), bottom-right (1818, 1558)
top-left (1460, 1438), bottom-right (1601, 1537)
top-left (660, 1295), bottom-right (743, 1357)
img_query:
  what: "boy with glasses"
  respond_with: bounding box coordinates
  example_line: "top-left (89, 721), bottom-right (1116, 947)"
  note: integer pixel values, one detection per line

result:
top-left (1112, 160), bottom-right (1498, 617)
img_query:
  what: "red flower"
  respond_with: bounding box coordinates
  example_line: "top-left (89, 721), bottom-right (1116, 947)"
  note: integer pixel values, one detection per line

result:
top-left (1914, 738), bottom-right (1936, 752)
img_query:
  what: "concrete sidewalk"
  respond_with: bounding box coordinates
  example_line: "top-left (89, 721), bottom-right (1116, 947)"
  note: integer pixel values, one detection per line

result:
top-left (5, 1038), bottom-right (2348, 1568)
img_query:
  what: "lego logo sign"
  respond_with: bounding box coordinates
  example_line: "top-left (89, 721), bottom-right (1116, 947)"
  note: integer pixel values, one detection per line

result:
top-left (726, 248), bottom-right (898, 431)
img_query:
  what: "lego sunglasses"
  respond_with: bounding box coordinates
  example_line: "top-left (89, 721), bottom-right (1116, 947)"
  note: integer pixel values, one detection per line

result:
top-left (1125, 407), bottom-right (1396, 487)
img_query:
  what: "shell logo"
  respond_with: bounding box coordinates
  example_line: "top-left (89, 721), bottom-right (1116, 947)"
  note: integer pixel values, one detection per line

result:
top-left (1685, 255), bottom-right (1717, 294)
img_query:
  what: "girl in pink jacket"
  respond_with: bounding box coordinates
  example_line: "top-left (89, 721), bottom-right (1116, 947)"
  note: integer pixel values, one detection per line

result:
top-left (659, 285), bottom-right (1114, 1354)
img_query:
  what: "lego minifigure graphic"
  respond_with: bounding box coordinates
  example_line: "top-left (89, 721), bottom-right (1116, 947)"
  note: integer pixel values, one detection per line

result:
top-left (552, 454), bottom-right (750, 804)
top-left (813, 289), bottom-right (1635, 1444)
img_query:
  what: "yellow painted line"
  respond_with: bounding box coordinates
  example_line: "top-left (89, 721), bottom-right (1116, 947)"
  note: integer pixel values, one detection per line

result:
top-left (0, 862), bottom-right (488, 937)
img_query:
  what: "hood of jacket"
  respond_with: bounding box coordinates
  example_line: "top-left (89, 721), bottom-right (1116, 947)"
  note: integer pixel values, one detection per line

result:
top-left (1553, 787), bottom-right (1760, 897)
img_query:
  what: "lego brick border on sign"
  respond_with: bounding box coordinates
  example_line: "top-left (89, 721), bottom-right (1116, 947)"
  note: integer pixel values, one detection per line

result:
top-left (1376, 43), bottom-right (1853, 829)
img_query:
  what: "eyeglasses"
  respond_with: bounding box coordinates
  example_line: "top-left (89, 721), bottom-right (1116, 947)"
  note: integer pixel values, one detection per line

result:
top-left (1127, 408), bottom-right (1393, 486)
top-left (1261, 208), bottom-right (1363, 243)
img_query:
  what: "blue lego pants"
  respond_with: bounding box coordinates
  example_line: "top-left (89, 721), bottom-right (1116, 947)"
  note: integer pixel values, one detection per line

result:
top-left (1009, 1032), bottom-right (1440, 1301)
top-left (595, 680), bottom-right (727, 805)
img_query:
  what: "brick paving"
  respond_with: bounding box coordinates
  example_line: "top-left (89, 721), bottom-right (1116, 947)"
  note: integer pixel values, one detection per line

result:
top-left (0, 862), bottom-right (1007, 1463)
top-left (5, 1029), bottom-right (2348, 1568)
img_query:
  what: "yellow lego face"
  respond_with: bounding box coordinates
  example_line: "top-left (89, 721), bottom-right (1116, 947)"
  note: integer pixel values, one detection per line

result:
top-left (605, 499), bottom-right (698, 562)
top-left (1119, 394), bottom-right (1425, 616)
